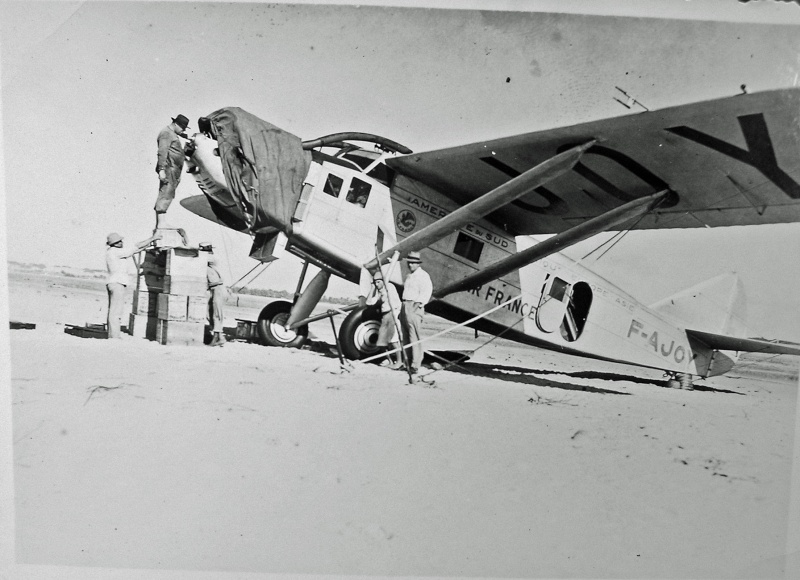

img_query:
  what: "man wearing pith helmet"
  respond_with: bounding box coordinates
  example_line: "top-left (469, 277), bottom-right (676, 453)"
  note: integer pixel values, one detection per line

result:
top-left (105, 231), bottom-right (160, 339)
top-left (155, 114), bottom-right (191, 230)
top-left (400, 250), bottom-right (433, 377)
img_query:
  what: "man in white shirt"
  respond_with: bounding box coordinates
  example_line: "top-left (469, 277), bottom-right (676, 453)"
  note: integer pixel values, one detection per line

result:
top-left (400, 251), bottom-right (433, 375)
top-left (105, 231), bottom-right (160, 338)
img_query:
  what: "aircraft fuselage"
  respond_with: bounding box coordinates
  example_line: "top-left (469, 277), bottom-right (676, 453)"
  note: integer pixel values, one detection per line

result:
top-left (186, 134), bottom-right (726, 378)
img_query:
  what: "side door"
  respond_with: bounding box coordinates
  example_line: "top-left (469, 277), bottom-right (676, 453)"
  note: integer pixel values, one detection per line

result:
top-left (536, 275), bottom-right (572, 333)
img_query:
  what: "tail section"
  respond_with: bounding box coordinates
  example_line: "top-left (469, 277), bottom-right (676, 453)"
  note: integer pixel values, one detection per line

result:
top-left (649, 272), bottom-right (747, 337)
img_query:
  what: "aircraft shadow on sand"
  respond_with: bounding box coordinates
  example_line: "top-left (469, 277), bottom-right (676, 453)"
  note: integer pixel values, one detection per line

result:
top-left (435, 360), bottom-right (632, 395)
top-left (428, 357), bottom-right (744, 395)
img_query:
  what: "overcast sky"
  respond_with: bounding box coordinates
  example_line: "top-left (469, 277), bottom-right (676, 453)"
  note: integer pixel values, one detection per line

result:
top-left (1, 0), bottom-right (800, 340)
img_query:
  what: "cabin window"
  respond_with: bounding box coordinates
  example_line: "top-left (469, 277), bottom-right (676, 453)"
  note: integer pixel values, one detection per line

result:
top-left (342, 151), bottom-right (379, 170)
top-left (560, 281), bottom-right (593, 342)
top-left (453, 232), bottom-right (484, 263)
top-left (549, 277), bottom-right (570, 302)
top-left (323, 173), bottom-right (344, 198)
top-left (345, 177), bottom-right (372, 208)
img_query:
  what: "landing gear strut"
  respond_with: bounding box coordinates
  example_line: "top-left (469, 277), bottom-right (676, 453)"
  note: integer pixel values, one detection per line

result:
top-left (665, 372), bottom-right (694, 390)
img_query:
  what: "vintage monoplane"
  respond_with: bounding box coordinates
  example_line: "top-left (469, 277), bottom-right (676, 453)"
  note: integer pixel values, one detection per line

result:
top-left (180, 88), bottom-right (800, 388)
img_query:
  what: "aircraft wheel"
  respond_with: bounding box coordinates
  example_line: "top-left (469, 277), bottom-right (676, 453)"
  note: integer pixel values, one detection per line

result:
top-left (338, 305), bottom-right (383, 360)
top-left (257, 300), bottom-right (308, 348)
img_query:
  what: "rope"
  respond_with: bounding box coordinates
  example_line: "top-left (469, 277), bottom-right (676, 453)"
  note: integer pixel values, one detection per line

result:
top-left (423, 315), bottom-right (528, 379)
top-left (359, 292), bottom-right (524, 364)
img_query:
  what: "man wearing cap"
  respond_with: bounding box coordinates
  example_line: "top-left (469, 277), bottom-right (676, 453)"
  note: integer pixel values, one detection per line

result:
top-left (105, 231), bottom-right (161, 339)
top-left (155, 114), bottom-right (190, 230)
top-left (205, 248), bottom-right (227, 346)
top-left (366, 274), bottom-right (403, 367)
top-left (400, 251), bottom-right (433, 376)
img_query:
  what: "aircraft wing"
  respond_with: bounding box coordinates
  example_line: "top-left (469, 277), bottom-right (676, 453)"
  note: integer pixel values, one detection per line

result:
top-left (387, 88), bottom-right (800, 235)
top-left (686, 329), bottom-right (800, 356)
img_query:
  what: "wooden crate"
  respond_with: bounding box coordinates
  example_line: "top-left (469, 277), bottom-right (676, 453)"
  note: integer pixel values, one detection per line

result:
top-left (132, 289), bottom-right (158, 316)
top-left (157, 293), bottom-right (189, 322)
top-left (187, 295), bottom-right (208, 323)
top-left (128, 313), bottom-right (158, 340)
top-left (163, 275), bottom-right (207, 297)
top-left (166, 247), bottom-right (206, 277)
top-left (140, 272), bottom-right (165, 293)
top-left (236, 319), bottom-right (259, 341)
top-left (155, 319), bottom-right (205, 346)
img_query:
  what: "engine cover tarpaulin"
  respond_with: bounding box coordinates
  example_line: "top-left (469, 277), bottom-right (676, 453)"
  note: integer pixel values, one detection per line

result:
top-left (206, 107), bottom-right (311, 234)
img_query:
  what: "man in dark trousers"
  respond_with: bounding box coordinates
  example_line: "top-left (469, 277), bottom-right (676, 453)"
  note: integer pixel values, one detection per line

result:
top-left (155, 114), bottom-right (190, 230)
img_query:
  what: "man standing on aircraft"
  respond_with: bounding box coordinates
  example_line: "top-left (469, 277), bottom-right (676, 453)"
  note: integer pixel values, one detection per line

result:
top-left (105, 231), bottom-right (161, 339)
top-left (205, 248), bottom-right (228, 347)
top-left (155, 114), bottom-right (190, 230)
top-left (400, 251), bottom-right (433, 376)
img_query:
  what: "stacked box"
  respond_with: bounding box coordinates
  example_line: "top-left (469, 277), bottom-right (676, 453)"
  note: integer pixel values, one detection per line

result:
top-left (187, 296), bottom-right (208, 323)
top-left (156, 319), bottom-right (205, 346)
top-left (128, 313), bottom-right (158, 340)
top-left (132, 289), bottom-right (158, 316)
top-left (129, 247), bottom-right (209, 345)
top-left (163, 275), bottom-right (207, 296)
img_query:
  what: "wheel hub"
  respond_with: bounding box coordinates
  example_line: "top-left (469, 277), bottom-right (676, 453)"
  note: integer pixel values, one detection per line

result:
top-left (353, 320), bottom-right (381, 356)
top-left (270, 312), bottom-right (298, 343)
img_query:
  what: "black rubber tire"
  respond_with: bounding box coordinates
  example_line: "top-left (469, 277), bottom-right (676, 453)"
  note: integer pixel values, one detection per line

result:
top-left (257, 300), bottom-right (308, 348)
top-left (338, 305), bottom-right (384, 360)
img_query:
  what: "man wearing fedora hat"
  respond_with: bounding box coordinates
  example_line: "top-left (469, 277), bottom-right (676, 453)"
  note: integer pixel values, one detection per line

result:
top-left (105, 231), bottom-right (161, 338)
top-left (400, 250), bottom-right (433, 376)
top-left (155, 114), bottom-right (191, 230)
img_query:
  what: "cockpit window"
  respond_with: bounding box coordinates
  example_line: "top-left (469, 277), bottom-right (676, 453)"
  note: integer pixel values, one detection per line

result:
top-left (323, 173), bottom-right (344, 198)
top-left (345, 177), bottom-right (371, 208)
top-left (367, 163), bottom-right (395, 187)
top-left (342, 150), bottom-right (380, 170)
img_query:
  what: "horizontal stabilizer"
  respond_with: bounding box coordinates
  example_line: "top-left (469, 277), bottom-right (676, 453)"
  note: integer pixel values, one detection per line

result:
top-left (180, 195), bottom-right (249, 232)
top-left (686, 329), bottom-right (800, 355)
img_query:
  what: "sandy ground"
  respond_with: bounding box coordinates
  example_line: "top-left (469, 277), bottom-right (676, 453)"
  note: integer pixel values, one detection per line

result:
top-left (5, 269), bottom-right (800, 579)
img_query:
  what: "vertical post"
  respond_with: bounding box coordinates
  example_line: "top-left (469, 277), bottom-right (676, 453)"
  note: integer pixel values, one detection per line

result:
top-left (374, 251), bottom-right (413, 382)
top-left (294, 261), bottom-right (309, 304)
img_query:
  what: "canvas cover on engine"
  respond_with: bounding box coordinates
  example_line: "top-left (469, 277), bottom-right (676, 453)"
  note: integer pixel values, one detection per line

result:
top-left (387, 88), bottom-right (800, 236)
top-left (206, 107), bottom-right (312, 233)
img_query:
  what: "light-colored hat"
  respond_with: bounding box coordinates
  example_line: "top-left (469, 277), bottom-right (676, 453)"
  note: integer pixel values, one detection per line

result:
top-left (406, 251), bottom-right (422, 264)
top-left (106, 232), bottom-right (123, 246)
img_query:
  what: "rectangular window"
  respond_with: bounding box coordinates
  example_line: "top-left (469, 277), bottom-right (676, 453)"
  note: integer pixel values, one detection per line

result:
top-left (323, 173), bottom-right (343, 198)
top-left (549, 277), bottom-right (570, 302)
top-left (345, 177), bottom-right (372, 207)
top-left (453, 232), bottom-right (484, 263)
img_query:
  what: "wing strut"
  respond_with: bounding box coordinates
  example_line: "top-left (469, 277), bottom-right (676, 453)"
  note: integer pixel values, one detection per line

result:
top-left (363, 140), bottom-right (596, 271)
top-left (435, 189), bottom-right (672, 298)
